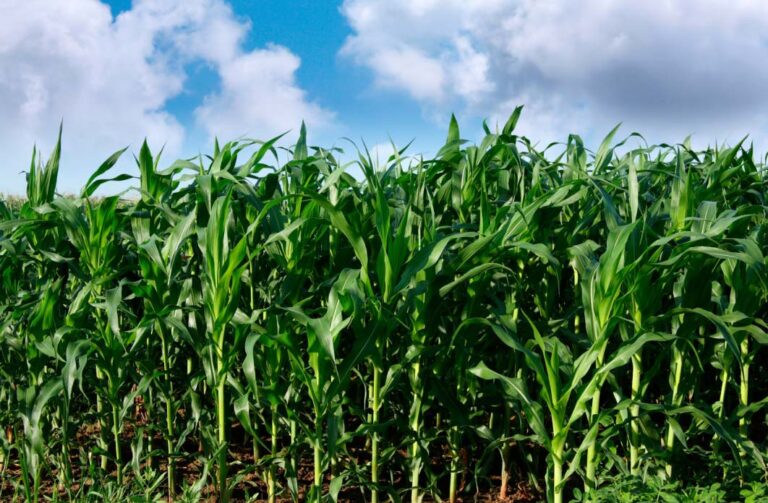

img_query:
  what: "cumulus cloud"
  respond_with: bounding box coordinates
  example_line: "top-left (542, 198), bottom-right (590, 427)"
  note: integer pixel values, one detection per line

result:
top-left (196, 45), bottom-right (332, 141)
top-left (0, 0), bottom-right (331, 194)
top-left (341, 0), bottom-right (768, 148)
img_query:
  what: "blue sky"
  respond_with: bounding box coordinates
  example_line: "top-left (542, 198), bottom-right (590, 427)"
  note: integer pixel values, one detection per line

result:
top-left (126, 0), bottom-right (441, 149)
top-left (2, 0), bottom-right (768, 194)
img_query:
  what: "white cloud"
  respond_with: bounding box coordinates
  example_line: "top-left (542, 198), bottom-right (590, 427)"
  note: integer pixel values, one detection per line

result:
top-left (341, 0), bottom-right (768, 149)
top-left (364, 47), bottom-right (446, 102)
top-left (196, 45), bottom-right (332, 141)
top-left (0, 0), bottom-right (331, 194)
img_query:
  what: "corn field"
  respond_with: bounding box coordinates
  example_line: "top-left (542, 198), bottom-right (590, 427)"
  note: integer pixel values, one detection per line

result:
top-left (1, 112), bottom-right (767, 502)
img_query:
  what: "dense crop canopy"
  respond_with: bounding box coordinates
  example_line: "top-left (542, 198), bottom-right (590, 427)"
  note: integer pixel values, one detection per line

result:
top-left (1, 112), bottom-right (767, 502)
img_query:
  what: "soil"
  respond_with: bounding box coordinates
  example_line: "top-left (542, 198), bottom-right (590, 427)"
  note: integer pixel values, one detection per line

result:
top-left (0, 417), bottom-right (543, 502)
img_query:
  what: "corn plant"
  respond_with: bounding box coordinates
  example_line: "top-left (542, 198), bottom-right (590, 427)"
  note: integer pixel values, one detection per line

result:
top-left (0, 111), bottom-right (766, 503)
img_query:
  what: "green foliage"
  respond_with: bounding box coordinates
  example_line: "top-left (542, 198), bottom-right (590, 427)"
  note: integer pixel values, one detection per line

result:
top-left (0, 112), bottom-right (767, 503)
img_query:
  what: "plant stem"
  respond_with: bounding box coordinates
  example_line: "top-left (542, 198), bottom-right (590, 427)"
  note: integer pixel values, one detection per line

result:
top-left (718, 366), bottom-right (729, 419)
top-left (553, 454), bottom-right (563, 503)
top-left (449, 426), bottom-right (459, 503)
top-left (585, 346), bottom-right (606, 493)
top-left (500, 400), bottom-right (510, 500)
top-left (629, 351), bottom-right (642, 476)
top-left (314, 420), bottom-right (322, 503)
top-left (158, 324), bottom-right (175, 498)
top-left (665, 346), bottom-right (683, 478)
top-left (739, 338), bottom-right (749, 440)
top-left (111, 396), bottom-right (122, 485)
top-left (714, 364), bottom-right (729, 464)
top-left (216, 328), bottom-right (228, 503)
top-left (551, 352), bottom-right (564, 503)
top-left (629, 303), bottom-right (642, 476)
top-left (449, 370), bottom-right (464, 503)
top-left (95, 367), bottom-right (108, 472)
top-left (145, 341), bottom-right (156, 471)
top-left (371, 362), bottom-right (381, 503)
top-left (573, 269), bottom-right (580, 334)
top-left (502, 299), bottom-right (521, 500)
top-left (59, 403), bottom-right (72, 489)
top-left (268, 404), bottom-right (278, 503)
top-left (409, 359), bottom-right (422, 503)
